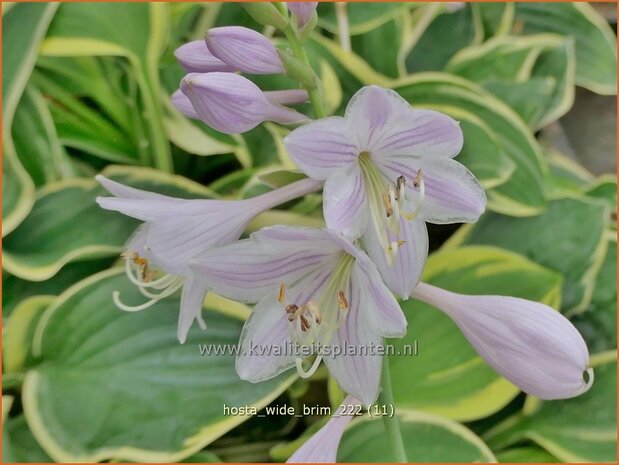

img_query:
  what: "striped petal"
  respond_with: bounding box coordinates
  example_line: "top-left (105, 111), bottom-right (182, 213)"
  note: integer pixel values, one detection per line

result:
top-left (323, 165), bottom-right (368, 240)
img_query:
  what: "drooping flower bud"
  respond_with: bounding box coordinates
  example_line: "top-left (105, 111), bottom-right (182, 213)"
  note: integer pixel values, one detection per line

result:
top-left (174, 40), bottom-right (235, 73)
top-left (287, 2), bottom-right (318, 28)
top-left (412, 282), bottom-right (593, 400)
top-left (243, 3), bottom-right (288, 30)
top-left (205, 26), bottom-right (284, 75)
top-left (179, 72), bottom-right (308, 134)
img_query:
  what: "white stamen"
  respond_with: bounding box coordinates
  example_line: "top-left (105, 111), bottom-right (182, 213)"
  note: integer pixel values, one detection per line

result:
top-left (295, 354), bottom-right (323, 378)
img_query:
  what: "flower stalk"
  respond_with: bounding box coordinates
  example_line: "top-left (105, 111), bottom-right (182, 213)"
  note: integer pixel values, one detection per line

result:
top-left (379, 355), bottom-right (408, 463)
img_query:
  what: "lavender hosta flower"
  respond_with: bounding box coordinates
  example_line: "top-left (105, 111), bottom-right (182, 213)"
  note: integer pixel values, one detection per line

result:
top-left (174, 40), bottom-right (235, 73)
top-left (284, 85), bottom-right (486, 298)
top-left (178, 72), bottom-right (308, 134)
top-left (171, 88), bottom-right (308, 121)
top-left (412, 282), bottom-right (594, 399)
top-left (287, 2), bottom-right (318, 28)
top-left (95, 176), bottom-right (321, 343)
top-left (288, 395), bottom-right (360, 463)
top-left (205, 26), bottom-right (284, 75)
top-left (191, 226), bottom-right (407, 404)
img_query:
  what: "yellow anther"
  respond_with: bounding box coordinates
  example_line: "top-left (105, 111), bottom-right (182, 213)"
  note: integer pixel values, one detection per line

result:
top-left (337, 290), bottom-right (349, 310)
top-left (278, 283), bottom-right (286, 303)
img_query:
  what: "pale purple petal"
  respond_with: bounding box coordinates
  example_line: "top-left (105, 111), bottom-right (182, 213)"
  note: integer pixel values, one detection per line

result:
top-left (345, 86), bottom-right (463, 158)
top-left (286, 2), bottom-right (318, 28)
top-left (323, 165), bottom-right (368, 239)
top-left (287, 395), bottom-right (360, 463)
top-left (377, 156), bottom-right (486, 224)
top-left (412, 283), bottom-right (593, 400)
top-left (191, 226), bottom-right (341, 303)
top-left (177, 277), bottom-right (208, 344)
top-left (284, 117), bottom-right (360, 180)
top-left (174, 40), bottom-right (236, 73)
top-left (236, 295), bottom-right (298, 382)
top-left (171, 89), bottom-right (199, 120)
top-left (363, 217), bottom-right (428, 300)
top-left (181, 72), bottom-right (306, 134)
top-left (205, 26), bottom-right (284, 75)
top-left (96, 175), bottom-right (169, 200)
top-left (264, 89), bottom-right (308, 105)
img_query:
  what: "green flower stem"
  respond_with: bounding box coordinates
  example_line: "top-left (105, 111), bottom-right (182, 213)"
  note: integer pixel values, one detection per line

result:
top-left (283, 27), bottom-right (326, 119)
top-left (379, 355), bottom-right (408, 463)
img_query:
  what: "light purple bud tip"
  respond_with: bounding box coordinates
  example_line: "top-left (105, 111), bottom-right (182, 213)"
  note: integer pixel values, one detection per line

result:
top-left (174, 40), bottom-right (236, 74)
top-left (205, 26), bottom-right (284, 75)
top-left (180, 72), bottom-right (307, 134)
top-left (287, 2), bottom-right (318, 28)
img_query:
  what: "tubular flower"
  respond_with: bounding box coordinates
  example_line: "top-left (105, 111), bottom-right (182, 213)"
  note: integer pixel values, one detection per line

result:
top-left (412, 282), bottom-right (594, 399)
top-left (179, 72), bottom-right (308, 134)
top-left (205, 26), bottom-right (284, 75)
top-left (284, 85), bottom-right (486, 298)
top-left (286, 2), bottom-right (319, 28)
top-left (174, 40), bottom-right (235, 73)
top-left (288, 395), bottom-right (360, 463)
top-left (191, 226), bottom-right (407, 405)
top-left (96, 176), bottom-right (321, 343)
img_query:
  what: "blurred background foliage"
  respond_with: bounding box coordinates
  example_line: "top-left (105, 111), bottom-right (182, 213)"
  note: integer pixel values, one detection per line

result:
top-left (2, 2), bottom-right (617, 463)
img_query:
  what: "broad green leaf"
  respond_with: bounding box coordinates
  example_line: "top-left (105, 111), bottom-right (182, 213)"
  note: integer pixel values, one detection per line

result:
top-left (405, 4), bottom-right (483, 73)
top-left (12, 85), bottom-right (77, 185)
top-left (447, 34), bottom-right (575, 128)
top-left (2, 3), bottom-right (58, 236)
top-left (3, 416), bottom-right (53, 463)
top-left (485, 352), bottom-right (617, 462)
top-left (474, 2), bottom-right (515, 39)
top-left (445, 196), bottom-right (609, 314)
top-left (3, 258), bottom-right (114, 317)
top-left (22, 269), bottom-right (295, 462)
top-left (3, 166), bottom-right (217, 281)
top-left (390, 246), bottom-right (562, 421)
top-left (392, 74), bottom-right (547, 216)
top-left (586, 175), bottom-right (617, 214)
top-left (337, 411), bottom-right (496, 462)
top-left (495, 446), bottom-right (559, 463)
top-left (545, 150), bottom-right (595, 199)
top-left (573, 234), bottom-right (617, 353)
top-left (3, 295), bottom-right (54, 374)
top-left (42, 3), bottom-right (173, 171)
top-left (317, 2), bottom-right (406, 35)
top-left (514, 3), bottom-right (617, 95)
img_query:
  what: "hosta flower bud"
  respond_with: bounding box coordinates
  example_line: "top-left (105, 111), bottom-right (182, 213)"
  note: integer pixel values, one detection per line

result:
top-left (179, 72), bottom-right (307, 134)
top-left (287, 2), bottom-right (318, 28)
top-left (205, 26), bottom-right (284, 75)
top-left (243, 3), bottom-right (288, 30)
top-left (174, 40), bottom-right (235, 73)
top-left (412, 282), bottom-right (593, 400)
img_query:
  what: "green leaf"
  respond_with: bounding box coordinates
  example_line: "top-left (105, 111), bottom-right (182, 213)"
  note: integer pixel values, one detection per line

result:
top-left (405, 4), bottom-right (483, 73)
top-left (573, 234), bottom-right (617, 353)
top-left (317, 2), bottom-right (406, 35)
top-left (22, 269), bottom-right (295, 462)
top-left (2, 3), bottom-right (59, 236)
top-left (390, 246), bottom-right (562, 421)
top-left (392, 73), bottom-right (547, 216)
top-left (445, 196), bottom-right (609, 314)
top-left (495, 446), bottom-right (559, 463)
top-left (544, 150), bottom-right (595, 199)
top-left (2, 166), bottom-right (217, 281)
top-left (447, 34), bottom-right (575, 129)
top-left (485, 352), bottom-right (617, 462)
top-left (337, 411), bottom-right (495, 462)
top-left (585, 175), bottom-right (617, 214)
top-left (474, 2), bottom-right (515, 39)
top-left (3, 416), bottom-right (53, 463)
top-left (514, 3), bottom-right (617, 95)
top-left (12, 85), bottom-right (77, 185)
top-left (42, 3), bottom-right (173, 171)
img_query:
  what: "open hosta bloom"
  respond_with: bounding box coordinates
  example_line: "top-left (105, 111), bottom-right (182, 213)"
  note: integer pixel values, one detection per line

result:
top-left (191, 226), bottom-right (407, 404)
top-left (96, 176), bottom-right (320, 343)
top-left (288, 395), bottom-right (360, 463)
top-left (412, 283), bottom-right (593, 399)
top-left (284, 86), bottom-right (486, 297)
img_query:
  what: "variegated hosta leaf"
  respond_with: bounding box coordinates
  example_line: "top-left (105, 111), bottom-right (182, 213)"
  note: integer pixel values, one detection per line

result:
top-left (389, 246), bottom-right (562, 421)
top-left (22, 269), bottom-right (295, 462)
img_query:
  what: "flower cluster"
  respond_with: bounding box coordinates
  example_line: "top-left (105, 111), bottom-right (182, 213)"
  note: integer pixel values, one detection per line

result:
top-left (96, 3), bottom-right (593, 462)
